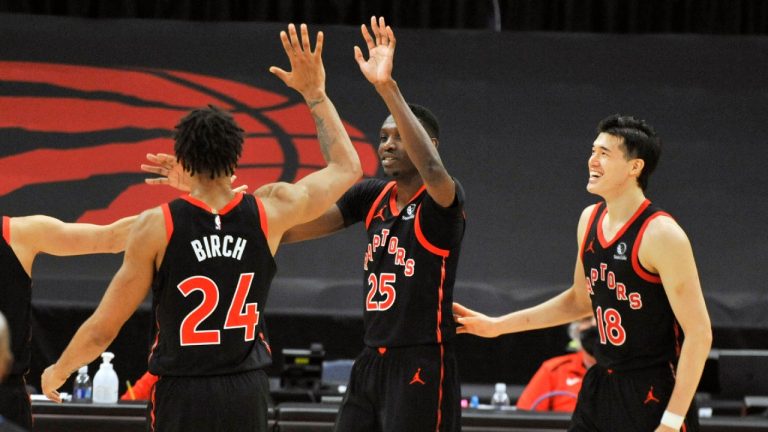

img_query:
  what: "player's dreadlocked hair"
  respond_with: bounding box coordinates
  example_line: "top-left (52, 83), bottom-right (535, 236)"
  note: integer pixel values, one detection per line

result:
top-left (597, 114), bottom-right (661, 191)
top-left (173, 105), bottom-right (244, 179)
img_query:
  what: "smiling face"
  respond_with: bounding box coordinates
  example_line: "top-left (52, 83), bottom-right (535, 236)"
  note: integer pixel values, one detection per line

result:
top-left (378, 115), bottom-right (418, 179)
top-left (587, 132), bottom-right (644, 198)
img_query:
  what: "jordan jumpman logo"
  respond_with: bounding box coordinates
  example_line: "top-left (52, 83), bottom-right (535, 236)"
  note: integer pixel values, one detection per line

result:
top-left (409, 368), bottom-right (426, 385)
top-left (644, 386), bottom-right (660, 404)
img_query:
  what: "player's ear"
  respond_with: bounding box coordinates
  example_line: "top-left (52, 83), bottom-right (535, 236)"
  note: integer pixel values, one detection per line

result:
top-left (431, 137), bottom-right (439, 148)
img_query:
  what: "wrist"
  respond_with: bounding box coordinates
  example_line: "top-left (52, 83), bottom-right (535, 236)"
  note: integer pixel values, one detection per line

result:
top-left (303, 89), bottom-right (327, 107)
top-left (660, 410), bottom-right (684, 431)
top-left (374, 79), bottom-right (398, 94)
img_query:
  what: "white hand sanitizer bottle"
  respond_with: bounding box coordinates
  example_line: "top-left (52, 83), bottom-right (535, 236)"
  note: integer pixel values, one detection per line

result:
top-left (92, 351), bottom-right (119, 404)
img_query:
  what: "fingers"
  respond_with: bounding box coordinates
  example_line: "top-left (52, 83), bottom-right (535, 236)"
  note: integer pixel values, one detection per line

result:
top-left (46, 390), bottom-right (62, 403)
top-left (314, 31), bottom-right (324, 57)
top-left (269, 66), bottom-right (289, 84)
top-left (288, 23), bottom-right (302, 54)
top-left (385, 24), bottom-right (396, 49)
top-left (452, 302), bottom-right (472, 316)
top-left (377, 16), bottom-right (388, 46)
top-left (300, 23), bottom-right (311, 52)
top-left (233, 185), bottom-right (249, 193)
top-left (144, 178), bottom-right (170, 186)
top-left (140, 164), bottom-right (168, 176)
top-left (353, 46), bottom-right (365, 66)
top-left (360, 23), bottom-right (375, 52)
top-left (279, 30), bottom-right (294, 57)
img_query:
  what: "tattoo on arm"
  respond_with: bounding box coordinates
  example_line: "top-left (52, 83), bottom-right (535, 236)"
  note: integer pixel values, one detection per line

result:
top-left (309, 99), bottom-right (335, 162)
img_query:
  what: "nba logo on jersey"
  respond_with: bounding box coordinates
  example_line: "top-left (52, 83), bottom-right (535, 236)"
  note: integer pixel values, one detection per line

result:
top-left (402, 204), bottom-right (416, 220)
top-left (614, 242), bottom-right (628, 261)
top-left (214, 215), bottom-right (222, 231)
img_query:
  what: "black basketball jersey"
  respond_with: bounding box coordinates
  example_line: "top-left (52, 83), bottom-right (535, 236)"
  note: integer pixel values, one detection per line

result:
top-left (148, 193), bottom-right (276, 376)
top-left (0, 217), bottom-right (32, 377)
top-left (337, 178), bottom-right (466, 348)
top-left (580, 200), bottom-right (682, 371)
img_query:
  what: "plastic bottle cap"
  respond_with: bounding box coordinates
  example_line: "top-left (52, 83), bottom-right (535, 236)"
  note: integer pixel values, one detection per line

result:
top-left (495, 382), bottom-right (507, 393)
top-left (101, 352), bottom-right (115, 364)
top-left (78, 366), bottom-right (88, 374)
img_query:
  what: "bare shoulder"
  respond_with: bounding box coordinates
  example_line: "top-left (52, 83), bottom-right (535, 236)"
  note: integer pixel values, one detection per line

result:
top-left (576, 204), bottom-right (598, 235)
top-left (643, 214), bottom-right (690, 247)
top-left (132, 207), bottom-right (166, 239)
top-left (254, 182), bottom-right (306, 204)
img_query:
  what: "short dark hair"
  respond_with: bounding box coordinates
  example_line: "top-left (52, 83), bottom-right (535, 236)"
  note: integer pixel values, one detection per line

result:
top-left (173, 105), bottom-right (244, 179)
top-left (597, 114), bottom-right (661, 191)
top-left (408, 103), bottom-right (440, 139)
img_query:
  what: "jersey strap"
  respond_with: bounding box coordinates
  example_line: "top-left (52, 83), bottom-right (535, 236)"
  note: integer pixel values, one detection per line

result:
top-left (365, 181), bottom-right (396, 229)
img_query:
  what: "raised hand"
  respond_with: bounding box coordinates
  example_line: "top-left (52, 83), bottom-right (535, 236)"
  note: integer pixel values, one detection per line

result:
top-left (142, 153), bottom-right (247, 193)
top-left (141, 153), bottom-right (190, 191)
top-left (354, 16), bottom-right (396, 86)
top-left (269, 23), bottom-right (326, 102)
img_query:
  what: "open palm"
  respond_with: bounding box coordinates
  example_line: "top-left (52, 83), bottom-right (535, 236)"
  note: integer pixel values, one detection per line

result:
top-left (355, 16), bottom-right (396, 86)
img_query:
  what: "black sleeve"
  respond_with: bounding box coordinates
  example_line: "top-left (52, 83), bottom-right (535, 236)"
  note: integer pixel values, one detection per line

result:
top-left (336, 178), bottom-right (389, 227)
top-left (418, 178), bottom-right (466, 250)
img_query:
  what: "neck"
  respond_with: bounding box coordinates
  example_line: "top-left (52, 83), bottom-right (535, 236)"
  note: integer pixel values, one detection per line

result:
top-left (189, 176), bottom-right (235, 212)
top-left (602, 187), bottom-right (646, 224)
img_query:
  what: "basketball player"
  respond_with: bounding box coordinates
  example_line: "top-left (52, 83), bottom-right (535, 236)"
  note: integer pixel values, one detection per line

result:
top-left (0, 212), bottom-right (136, 429)
top-left (0, 311), bottom-right (24, 432)
top-left (139, 17), bottom-right (463, 431)
top-left (282, 17), bottom-right (466, 431)
top-left (41, 23), bottom-right (362, 432)
top-left (454, 115), bottom-right (711, 431)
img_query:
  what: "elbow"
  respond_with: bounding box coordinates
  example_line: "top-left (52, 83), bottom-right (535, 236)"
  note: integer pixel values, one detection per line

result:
top-left (687, 324), bottom-right (713, 352)
top-left (83, 319), bottom-right (119, 348)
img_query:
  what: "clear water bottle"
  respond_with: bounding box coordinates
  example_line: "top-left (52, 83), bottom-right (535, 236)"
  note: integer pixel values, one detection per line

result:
top-left (93, 352), bottom-right (119, 404)
top-left (72, 366), bottom-right (92, 403)
top-left (490, 382), bottom-right (510, 408)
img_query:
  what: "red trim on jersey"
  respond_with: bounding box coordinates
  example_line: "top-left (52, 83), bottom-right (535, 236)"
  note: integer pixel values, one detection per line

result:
top-left (597, 199), bottom-right (651, 249)
top-left (435, 343), bottom-right (445, 432)
top-left (436, 257), bottom-right (447, 343)
top-left (673, 320), bottom-right (682, 358)
top-left (150, 377), bottom-right (158, 432)
top-left (180, 192), bottom-right (243, 215)
top-left (388, 184), bottom-right (427, 217)
top-left (579, 203), bottom-right (603, 260)
top-left (414, 206), bottom-right (450, 258)
top-left (160, 204), bottom-right (173, 243)
top-left (631, 211), bottom-right (669, 284)
top-left (365, 181), bottom-right (396, 229)
top-left (217, 192), bottom-right (244, 215)
top-left (254, 196), bottom-right (269, 240)
top-left (2, 216), bottom-right (10, 244)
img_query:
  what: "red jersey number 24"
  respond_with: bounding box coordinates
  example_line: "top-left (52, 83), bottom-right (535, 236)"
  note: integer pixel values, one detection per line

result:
top-left (177, 273), bottom-right (260, 346)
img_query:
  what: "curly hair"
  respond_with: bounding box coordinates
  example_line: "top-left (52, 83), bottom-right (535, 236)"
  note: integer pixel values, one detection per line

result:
top-left (173, 105), bottom-right (244, 179)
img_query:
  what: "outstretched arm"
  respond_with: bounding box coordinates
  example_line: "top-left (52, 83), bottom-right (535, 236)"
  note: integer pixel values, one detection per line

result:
top-left (41, 208), bottom-right (164, 402)
top-left (641, 218), bottom-right (711, 432)
top-left (356, 16), bottom-right (455, 207)
top-left (454, 206), bottom-right (596, 337)
top-left (9, 214), bottom-right (137, 275)
top-left (260, 23), bottom-right (362, 249)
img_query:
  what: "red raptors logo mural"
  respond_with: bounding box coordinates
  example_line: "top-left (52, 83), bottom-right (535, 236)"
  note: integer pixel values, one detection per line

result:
top-left (0, 61), bottom-right (379, 223)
